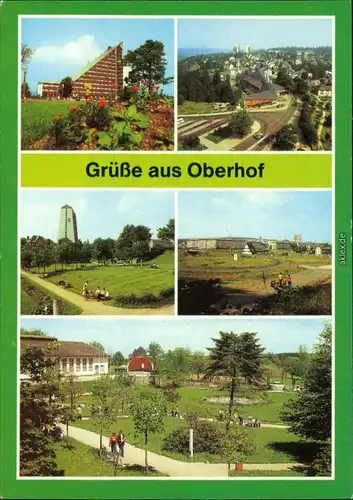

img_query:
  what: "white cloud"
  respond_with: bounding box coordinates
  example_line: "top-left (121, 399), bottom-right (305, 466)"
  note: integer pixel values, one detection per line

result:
top-left (32, 35), bottom-right (102, 65)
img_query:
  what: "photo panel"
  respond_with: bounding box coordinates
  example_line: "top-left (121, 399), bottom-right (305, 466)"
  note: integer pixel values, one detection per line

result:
top-left (20, 189), bottom-right (175, 316)
top-left (177, 17), bottom-right (333, 152)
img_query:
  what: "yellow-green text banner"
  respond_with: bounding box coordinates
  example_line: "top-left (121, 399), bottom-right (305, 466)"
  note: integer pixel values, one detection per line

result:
top-left (21, 153), bottom-right (332, 188)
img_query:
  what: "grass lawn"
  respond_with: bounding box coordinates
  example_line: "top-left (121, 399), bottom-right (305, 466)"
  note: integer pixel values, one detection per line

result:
top-left (75, 386), bottom-right (296, 424)
top-left (21, 99), bottom-right (76, 149)
top-left (54, 437), bottom-right (167, 476)
top-left (230, 469), bottom-right (305, 477)
top-left (44, 252), bottom-right (174, 301)
top-left (178, 101), bottom-right (216, 115)
top-left (179, 251), bottom-right (331, 289)
top-left (73, 416), bottom-right (312, 465)
top-left (21, 276), bottom-right (82, 315)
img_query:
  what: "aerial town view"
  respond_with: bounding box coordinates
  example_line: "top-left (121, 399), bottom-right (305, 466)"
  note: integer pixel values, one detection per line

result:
top-left (19, 317), bottom-right (332, 478)
top-left (177, 18), bottom-right (332, 151)
top-left (20, 190), bottom-right (175, 315)
top-left (178, 191), bottom-right (332, 315)
top-left (21, 18), bottom-right (174, 150)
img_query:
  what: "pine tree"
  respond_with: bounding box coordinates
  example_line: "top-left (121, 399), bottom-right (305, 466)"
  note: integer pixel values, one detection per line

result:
top-left (206, 332), bottom-right (265, 429)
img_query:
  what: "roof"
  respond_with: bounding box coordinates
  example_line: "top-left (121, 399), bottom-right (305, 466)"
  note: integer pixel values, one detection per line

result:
top-left (20, 336), bottom-right (109, 358)
top-left (246, 241), bottom-right (269, 252)
top-left (244, 89), bottom-right (277, 100)
top-left (71, 42), bottom-right (123, 82)
top-left (61, 204), bottom-right (73, 209)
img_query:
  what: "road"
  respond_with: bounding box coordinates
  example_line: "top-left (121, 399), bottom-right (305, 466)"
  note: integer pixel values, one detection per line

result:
top-left (177, 99), bottom-right (297, 151)
top-left (21, 271), bottom-right (174, 316)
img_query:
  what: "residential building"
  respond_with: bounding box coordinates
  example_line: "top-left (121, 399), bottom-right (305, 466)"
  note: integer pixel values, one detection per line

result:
top-left (57, 204), bottom-right (78, 243)
top-left (315, 244), bottom-right (332, 256)
top-left (38, 42), bottom-right (128, 99)
top-left (20, 335), bottom-right (109, 380)
top-left (267, 240), bottom-right (292, 251)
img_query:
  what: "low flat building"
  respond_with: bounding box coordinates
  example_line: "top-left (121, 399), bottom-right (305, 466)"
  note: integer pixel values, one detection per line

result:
top-left (20, 335), bottom-right (109, 380)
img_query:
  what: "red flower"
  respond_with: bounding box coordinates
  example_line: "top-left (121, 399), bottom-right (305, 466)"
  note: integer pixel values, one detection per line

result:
top-left (86, 97), bottom-right (92, 103)
top-left (70, 106), bottom-right (78, 111)
top-left (131, 85), bottom-right (139, 92)
top-left (55, 114), bottom-right (62, 121)
top-left (97, 98), bottom-right (107, 107)
top-left (131, 125), bottom-right (137, 131)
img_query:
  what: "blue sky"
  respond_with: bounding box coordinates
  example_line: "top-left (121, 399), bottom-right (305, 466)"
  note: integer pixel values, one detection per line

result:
top-left (21, 190), bottom-right (174, 241)
top-left (21, 18), bottom-right (175, 95)
top-left (178, 190), bottom-right (332, 242)
top-left (20, 317), bottom-right (328, 356)
top-left (178, 18), bottom-right (332, 50)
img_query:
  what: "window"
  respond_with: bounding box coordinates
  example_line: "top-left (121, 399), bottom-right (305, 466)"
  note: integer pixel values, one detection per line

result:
top-left (82, 358), bottom-right (87, 372)
top-left (88, 358), bottom-right (93, 371)
top-left (100, 364), bottom-right (105, 372)
top-left (141, 363), bottom-right (145, 371)
top-left (76, 358), bottom-right (81, 372)
top-left (69, 358), bottom-right (74, 372)
top-left (61, 358), bottom-right (67, 372)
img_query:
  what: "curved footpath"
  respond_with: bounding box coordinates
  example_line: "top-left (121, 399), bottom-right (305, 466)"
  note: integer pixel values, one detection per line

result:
top-left (63, 425), bottom-right (303, 477)
top-left (21, 271), bottom-right (174, 316)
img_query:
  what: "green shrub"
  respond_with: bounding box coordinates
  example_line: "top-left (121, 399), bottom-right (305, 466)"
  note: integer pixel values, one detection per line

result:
top-left (114, 287), bottom-right (174, 307)
top-left (163, 421), bottom-right (223, 455)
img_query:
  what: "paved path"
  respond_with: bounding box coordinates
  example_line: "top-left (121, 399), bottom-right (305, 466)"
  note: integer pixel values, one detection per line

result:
top-left (64, 425), bottom-right (302, 477)
top-left (22, 271), bottom-right (174, 316)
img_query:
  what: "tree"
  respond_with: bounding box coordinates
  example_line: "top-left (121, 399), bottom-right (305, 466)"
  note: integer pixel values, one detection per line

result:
top-left (21, 82), bottom-right (32, 98)
top-left (157, 219), bottom-right (175, 242)
top-left (20, 327), bottom-right (48, 337)
top-left (110, 350), bottom-right (126, 367)
top-left (179, 135), bottom-right (204, 151)
top-left (147, 342), bottom-right (165, 386)
top-left (206, 331), bottom-right (265, 430)
top-left (130, 346), bottom-right (148, 358)
top-left (228, 110), bottom-right (253, 137)
top-left (124, 40), bottom-right (173, 88)
top-left (87, 341), bottom-right (105, 352)
top-left (60, 77), bottom-right (73, 98)
top-left (275, 68), bottom-right (294, 91)
top-left (272, 125), bottom-right (297, 151)
top-left (20, 346), bottom-right (64, 476)
top-left (281, 324), bottom-right (331, 442)
top-left (21, 44), bottom-right (35, 100)
top-left (60, 375), bottom-right (84, 436)
top-left (91, 375), bottom-right (120, 448)
top-left (130, 389), bottom-right (167, 474)
top-left (163, 347), bottom-right (192, 386)
top-left (294, 77), bottom-right (309, 95)
top-left (189, 351), bottom-right (208, 380)
top-left (220, 427), bottom-right (255, 475)
top-left (115, 225), bottom-right (152, 261)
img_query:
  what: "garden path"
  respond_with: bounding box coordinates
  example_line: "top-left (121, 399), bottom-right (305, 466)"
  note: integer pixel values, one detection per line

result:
top-left (63, 425), bottom-right (304, 477)
top-left (21, 271), bottom-right (174, 316)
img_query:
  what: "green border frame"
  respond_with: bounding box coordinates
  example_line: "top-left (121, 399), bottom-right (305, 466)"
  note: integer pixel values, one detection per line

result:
top-left (1, 1), bottom-right (352, 498)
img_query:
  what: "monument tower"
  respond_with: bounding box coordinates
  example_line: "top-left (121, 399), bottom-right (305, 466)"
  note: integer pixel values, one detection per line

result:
top-left (57, 205), bottom-right (78, 242)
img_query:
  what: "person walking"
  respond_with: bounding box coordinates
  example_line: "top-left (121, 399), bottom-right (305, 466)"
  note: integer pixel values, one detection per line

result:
top-left (118, 430), bottom-right (125, 458)
top-left (82, 280), bottom-right (89, 300)
top-left (286, 273), bottom-right (292, 287)
top-left (239, 415), bottom-right (244, 426)
top-left (109, 432), bottom-right (118, 455)
top-left (278, 271), bottom-right (283, 286)
top-left (77, 406), bottom-right (82, 420)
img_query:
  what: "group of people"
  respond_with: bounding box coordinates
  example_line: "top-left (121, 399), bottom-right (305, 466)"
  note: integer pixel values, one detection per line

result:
top-left (109, 430), bottom-right (125, 458)
top-left (82, 280), bottom-right (110, 301)
top-left (218, 409), bottom-right (261, 428)
top-left (278, 271), bottom-right (292, 287)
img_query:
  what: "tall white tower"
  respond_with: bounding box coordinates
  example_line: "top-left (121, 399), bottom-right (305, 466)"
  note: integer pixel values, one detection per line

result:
top-left (244, 42), bottom-right (249, 55)
top-left (57, 205), bottom-right (78, 242)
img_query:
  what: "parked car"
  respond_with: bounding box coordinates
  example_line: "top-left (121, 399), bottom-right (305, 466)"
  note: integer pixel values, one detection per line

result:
top-left (177, 117), bottom-right (185, 125)
top-left (253, 132), bottom-right (264, 140)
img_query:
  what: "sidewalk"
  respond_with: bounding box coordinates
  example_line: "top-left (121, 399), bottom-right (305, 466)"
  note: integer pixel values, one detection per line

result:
top-left (63, 425), bottom-right (303, 477)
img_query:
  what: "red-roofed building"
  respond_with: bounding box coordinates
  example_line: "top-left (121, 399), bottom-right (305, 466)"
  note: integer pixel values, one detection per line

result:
top-left (127, 355), bottom-right (153, 382)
